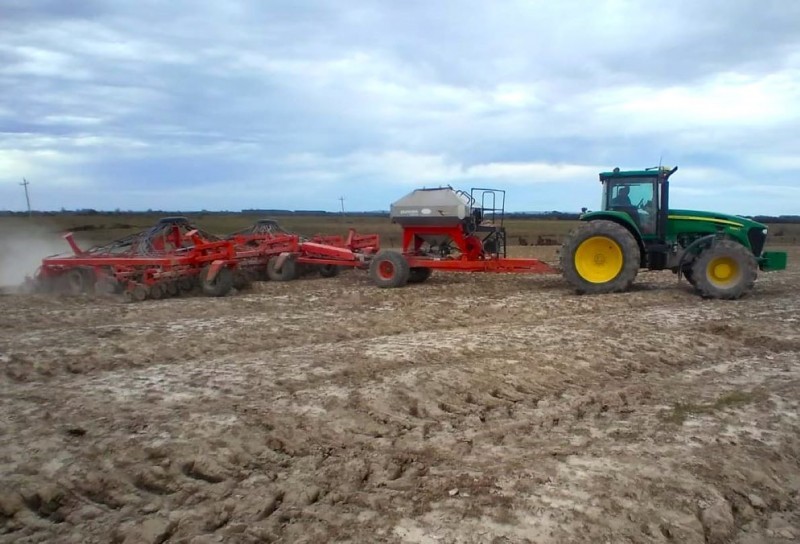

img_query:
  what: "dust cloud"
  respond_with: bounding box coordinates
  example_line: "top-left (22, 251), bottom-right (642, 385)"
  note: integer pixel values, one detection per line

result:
top-left (0, 222), bottom-right (69, 287)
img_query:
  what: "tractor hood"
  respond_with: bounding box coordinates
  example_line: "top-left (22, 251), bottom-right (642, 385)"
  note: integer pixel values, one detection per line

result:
top-left (667, 209), bottom-right (767, 231)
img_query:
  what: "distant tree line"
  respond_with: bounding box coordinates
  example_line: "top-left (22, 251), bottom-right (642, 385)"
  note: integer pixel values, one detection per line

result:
top-left (1, 209), bottom-right (799, 223)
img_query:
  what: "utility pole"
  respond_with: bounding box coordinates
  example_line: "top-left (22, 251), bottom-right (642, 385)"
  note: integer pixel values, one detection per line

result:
top-left (20, 178), bottom-right (32, 217)
top-left (338, 196), bottom-right (345, 216)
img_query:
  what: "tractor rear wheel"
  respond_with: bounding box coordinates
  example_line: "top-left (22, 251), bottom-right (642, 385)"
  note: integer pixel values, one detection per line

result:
top-left (368, 250), bottom-right (410, 288)
top-left (200, 265), bottom-right (234, 297)
top-left (267, 256), bottom-right (298, 281)
top-left (408, 267), bottom-right (432, 284)
top-left (561, 220), bottom-right (640, 294)
top-left (691, 240), bottom-right (757, 299)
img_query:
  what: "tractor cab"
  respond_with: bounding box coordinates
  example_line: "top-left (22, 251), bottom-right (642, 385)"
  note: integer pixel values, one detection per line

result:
top-left (599, 166), bottom-right (677, 240)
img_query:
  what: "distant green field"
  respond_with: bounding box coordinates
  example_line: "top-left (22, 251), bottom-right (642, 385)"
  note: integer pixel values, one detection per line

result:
top-left (0, 213), bottom-right (797, 248)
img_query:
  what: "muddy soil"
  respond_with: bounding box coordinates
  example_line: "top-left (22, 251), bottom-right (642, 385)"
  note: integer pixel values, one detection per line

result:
top-left (1, 247), bottom-right (800, 543)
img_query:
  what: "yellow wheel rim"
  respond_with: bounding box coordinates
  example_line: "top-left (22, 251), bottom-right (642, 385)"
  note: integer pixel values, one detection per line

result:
top-left (706, 256), bottom-right (740, 287)
top-left (574, 236), bottom-right (624, 284)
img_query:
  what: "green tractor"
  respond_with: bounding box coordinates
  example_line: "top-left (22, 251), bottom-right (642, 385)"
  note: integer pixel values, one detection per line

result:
top-left (561, 166), bottom-right (787, 299)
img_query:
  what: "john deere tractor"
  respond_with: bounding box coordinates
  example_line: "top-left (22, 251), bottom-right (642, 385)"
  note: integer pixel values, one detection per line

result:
top-left (561, 166), bottom-right (787, 299)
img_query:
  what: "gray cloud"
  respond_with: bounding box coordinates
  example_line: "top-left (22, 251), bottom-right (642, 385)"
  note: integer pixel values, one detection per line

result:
top-left (0, 0), bottom-right (798, 214)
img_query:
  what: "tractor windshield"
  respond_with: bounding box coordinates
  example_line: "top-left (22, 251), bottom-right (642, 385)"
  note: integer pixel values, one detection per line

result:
top-left (603, 178), bottom-right (658, 235)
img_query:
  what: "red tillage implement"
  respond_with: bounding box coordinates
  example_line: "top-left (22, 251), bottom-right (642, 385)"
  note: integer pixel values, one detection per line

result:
top-left (32, 217), bottom-right (248, 301)
top-left (228, 219), bottom-right (381, 281)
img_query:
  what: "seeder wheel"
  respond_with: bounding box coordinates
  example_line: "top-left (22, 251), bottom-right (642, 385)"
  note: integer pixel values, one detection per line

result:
top-left (267, 256), bottom-right (298, 281)
top-left (200, 265), bottom-right (234, 297)
top-left (368, 250), bottom-right (410, 288)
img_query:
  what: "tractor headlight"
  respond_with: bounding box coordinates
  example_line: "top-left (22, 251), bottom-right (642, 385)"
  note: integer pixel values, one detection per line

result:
top-left (762, 228), bottom-right (768, 235)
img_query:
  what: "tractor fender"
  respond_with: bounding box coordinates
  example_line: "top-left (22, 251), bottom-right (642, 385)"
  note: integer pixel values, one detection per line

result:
top-left (677, 234), bottom-right (717, 270)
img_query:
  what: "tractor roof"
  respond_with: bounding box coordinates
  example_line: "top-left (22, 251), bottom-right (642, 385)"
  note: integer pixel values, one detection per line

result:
top-left (599, 166), bottom-right (677, 182)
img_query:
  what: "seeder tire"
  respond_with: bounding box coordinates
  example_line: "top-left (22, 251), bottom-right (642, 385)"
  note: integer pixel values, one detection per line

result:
top-left (319, 264), bottom-right (340, 278)
top-left (267, 256), bottom-right (298, 281)
top-left (407, 267), bottom-right (432, 284)
top-left (200, 265), bottom-right (234, 297)
top-left (368, 250), bottom-right (409, 288)
top-left (691, 240), bottom-right (757, 300)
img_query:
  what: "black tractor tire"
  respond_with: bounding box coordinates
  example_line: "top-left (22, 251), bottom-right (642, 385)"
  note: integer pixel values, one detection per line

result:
top-left (560, 220), bottom-right (640, 294)
top-left (319, 264), bottom-right (340, 278)
top-left (267, 256), bottom-right (298, 281)
top-left (200, 265), bottom-right (234, 297)
top-left (691, 240), bottom-right (757, 299)
top-left (682, 266), bottom-right (697, 287)
top-left (368, 250), bottom-right (410, 288)
top-left (408, 267), bottom-right (432, 284)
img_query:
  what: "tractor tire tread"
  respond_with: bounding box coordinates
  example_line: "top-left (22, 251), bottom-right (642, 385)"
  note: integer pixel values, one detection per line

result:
top-left (691, 239), bottom-right (757, 299)
top-left (560, 220), bottom-right (640, 294)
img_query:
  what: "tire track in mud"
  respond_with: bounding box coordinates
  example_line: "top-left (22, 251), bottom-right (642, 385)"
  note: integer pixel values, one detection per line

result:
top-left (2, 251), bottom-right (800, 543)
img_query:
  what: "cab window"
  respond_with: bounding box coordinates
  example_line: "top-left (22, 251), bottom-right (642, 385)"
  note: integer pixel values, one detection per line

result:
top-left (605, 181), bottom-right (657, 235)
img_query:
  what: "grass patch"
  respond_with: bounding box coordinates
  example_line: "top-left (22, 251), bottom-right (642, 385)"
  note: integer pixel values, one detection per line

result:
top-left (663, 389), bottom-right (765, 425)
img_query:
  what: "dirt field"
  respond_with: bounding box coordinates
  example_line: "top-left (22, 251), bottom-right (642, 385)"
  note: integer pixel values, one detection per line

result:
top-left (2, 246), bottom-right (800, 543)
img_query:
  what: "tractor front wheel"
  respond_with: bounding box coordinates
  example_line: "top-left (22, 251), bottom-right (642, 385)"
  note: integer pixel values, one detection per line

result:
top-left (561, 220), bottom-right (640, 294)
top-left (368, 250), bottom-right (410, 288)
top-left (691, 240), bottom-right (757, 299)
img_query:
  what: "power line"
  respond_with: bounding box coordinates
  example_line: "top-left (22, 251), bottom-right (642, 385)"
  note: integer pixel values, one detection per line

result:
top-left (20, 178), bottom-right (32, 217)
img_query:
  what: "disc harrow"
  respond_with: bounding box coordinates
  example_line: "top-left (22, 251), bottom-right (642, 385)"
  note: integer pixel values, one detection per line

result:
top-left (226, 219), bottom-right (381, 282)
top-left (30, 217), bottom-right (242, 302)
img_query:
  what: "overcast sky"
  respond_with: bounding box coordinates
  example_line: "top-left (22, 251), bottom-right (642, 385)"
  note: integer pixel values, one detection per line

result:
top-left (1, 0), bottom-right (799, 214)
